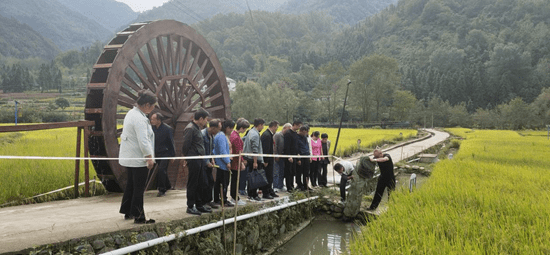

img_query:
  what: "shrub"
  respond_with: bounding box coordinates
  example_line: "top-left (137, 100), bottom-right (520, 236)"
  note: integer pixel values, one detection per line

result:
top-left (42, 112), bottom-right (68, 122)
top-left (449, 139), bottom-right (461, 149)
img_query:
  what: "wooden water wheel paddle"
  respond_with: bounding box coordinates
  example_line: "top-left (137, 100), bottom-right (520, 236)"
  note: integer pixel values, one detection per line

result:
top-left (85, 20), bottom-right (231, 192)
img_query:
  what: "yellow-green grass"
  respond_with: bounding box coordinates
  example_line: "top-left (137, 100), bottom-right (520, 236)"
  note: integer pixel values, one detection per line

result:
top-left (241, 127), bottom-right (417, 157)
top-left (350, 129), bottom-right (550, 254)
top-left (310, 128), bottom-right (417, 157)
top-left (0, 126), bottom-right (97, 205)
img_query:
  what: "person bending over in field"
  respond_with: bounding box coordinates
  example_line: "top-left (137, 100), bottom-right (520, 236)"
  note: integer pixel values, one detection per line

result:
top-left (333, 160), bottom-right (354, 202)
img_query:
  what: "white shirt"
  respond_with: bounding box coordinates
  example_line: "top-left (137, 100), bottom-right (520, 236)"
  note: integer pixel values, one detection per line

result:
top-left (338, 160), bottom-right (355, 176)
top-left (119, 107), bottom-right (155, 167)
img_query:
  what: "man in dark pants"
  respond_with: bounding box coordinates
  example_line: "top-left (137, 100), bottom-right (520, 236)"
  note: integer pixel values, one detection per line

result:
top-left (296, 126), bottom-right (312, 191)
top-left (201, 119), bottom-right (221, 210)
top-left (150, 113), bottom-right (175, 197)
top-left (230, 118), bottom-right (250, 204)
top-left (283, 121), bottom-right (302, 192)
top-left (261, 120), bottom-right (279, 198)
top-left (243, 118), bottom-right (271, 201)
top-left (368, 149), bottom-right (395, 210)
top-left (333, 161), bottom-right (354, 202)
top-left (182, 108), bottom-right (211, 215)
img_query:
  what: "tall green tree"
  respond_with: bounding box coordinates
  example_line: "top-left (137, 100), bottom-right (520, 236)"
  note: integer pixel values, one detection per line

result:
top-left (350, 54), bottom-right (400, 121)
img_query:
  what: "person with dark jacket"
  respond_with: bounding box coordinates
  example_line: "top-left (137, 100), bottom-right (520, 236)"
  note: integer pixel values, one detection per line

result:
top-left (283, 121), bottom-right (302, 192)
top-left (296, 126), bottom-right (311, 191)
top-left (150, 112), bottom-right (175, 197)
top-left (368, 149), bottom-right (395, 210)
top-left (261, 120), bottom-right (279, 198)
top-left (273, 123), bottom-right (291, 191)
top-left (182, 108), bottom-right (210, 215)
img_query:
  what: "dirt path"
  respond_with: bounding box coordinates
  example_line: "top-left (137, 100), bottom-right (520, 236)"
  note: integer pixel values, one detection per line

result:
top-left (0, 129), bottom-right (449, 253)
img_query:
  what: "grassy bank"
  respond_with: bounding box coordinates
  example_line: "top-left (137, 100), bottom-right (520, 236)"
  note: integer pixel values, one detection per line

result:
top-left (351, 128), bottom-right (550, 254)
top-left (0, 127), bottom-right (97, 205)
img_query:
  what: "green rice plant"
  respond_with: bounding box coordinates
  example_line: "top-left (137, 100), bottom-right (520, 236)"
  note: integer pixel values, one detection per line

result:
top-left (350, 129), bottom-right (550, 254)
top-left (0, 127), bottom-right (98, 205)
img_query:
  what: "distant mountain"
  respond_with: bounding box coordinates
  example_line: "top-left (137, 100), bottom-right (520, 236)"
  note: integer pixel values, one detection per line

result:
top-left (0, 0), bottom-right (113, 51)
top-left (57, 0), bottom-right (137, 32)
top-left (130, 0), bottom-right (288, 26)
top-left (278, 0), bottom-right (399, 25)
top-left (0, 14), bottom-right (59, 60)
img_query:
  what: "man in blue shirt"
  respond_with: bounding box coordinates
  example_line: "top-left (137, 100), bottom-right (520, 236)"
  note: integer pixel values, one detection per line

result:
top-left (201, 119), bottom-right (221, 210)
top-left (213, 119), bottom-right (235, 207)
top-left (150, 113), bottom-right (175, 197)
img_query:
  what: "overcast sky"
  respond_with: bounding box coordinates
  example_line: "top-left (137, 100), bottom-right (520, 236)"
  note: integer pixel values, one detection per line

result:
top-left (115, 0), bottom-right (171, 12)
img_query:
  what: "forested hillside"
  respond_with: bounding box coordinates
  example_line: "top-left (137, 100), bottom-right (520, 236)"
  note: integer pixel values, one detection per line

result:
top-left (195, 11), bottom-right (340, 81)
top-left (130, 0), bottom-right (287, 27)
top-left (278, 0), bottom-right (398, 25)
top-left (0, 0), bottom-right (112, 51)
top-left (0, 14), bottom-right (59, 60)
top-left (329, 0), bottom-right (550, 110)
top-left (57, 0), bottom-right (137, 32)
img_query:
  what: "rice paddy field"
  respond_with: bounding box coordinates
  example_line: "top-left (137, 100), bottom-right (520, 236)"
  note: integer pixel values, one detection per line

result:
top-left (0, 125), bottom-right (415, 205)
top-left (350, 128), bottom-right (550, 254)
top-left (0, 127), bottom-right (96, 205)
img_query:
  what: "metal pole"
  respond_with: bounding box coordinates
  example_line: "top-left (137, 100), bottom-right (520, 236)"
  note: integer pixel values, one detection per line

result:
top-left (547, 125), bottom-right (549, 140)
top-left (74, 127), bottom-right (82, 198)
top-left (84, 126), bottom-right (90, 196)
top-left (332, 80), bottom-right (351, 157)
top-left (233, 151), bottom-right (243, 255)
top-left (14, 101), bottom-right (18, 126)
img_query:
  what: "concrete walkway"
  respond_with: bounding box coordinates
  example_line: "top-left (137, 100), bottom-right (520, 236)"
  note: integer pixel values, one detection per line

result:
top-left (0, 129), bottom-right (448, 253)
top-left (326, 129), bottom-right (450, 184)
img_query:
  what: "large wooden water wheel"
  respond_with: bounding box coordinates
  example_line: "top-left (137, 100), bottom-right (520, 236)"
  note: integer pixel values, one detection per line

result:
top-left (85, 20), bottom-right (231, 192)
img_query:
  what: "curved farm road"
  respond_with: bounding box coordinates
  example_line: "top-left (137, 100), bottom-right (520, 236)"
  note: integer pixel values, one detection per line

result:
top-left (326, 128), bottom-right (450, 183)
top-left (0, 129), bottom-right (449, 253)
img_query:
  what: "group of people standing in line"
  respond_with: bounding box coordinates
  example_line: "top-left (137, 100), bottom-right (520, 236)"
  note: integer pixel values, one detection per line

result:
top-left (116, 90), bottom-right (395, 223)
top-left (116, 90), bottom-right (333, 223)
top-left (182, 112), bottom-right (333, 215)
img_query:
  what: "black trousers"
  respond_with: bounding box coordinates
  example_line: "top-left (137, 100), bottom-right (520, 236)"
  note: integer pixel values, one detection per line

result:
top-left (340, 174), bottom-right (349, 201)
top-left (230, 169), bottom-right (239, 200)
top-left (186, 159), bottom-right (204, 208)
top-left (284, 158), bottom-right (296, 191)
top-left (319, 162), bottom-right (328, 186)
top-left (310, 160), bottom-right (321, 187)
top-left (296, 158), bottom-right (310, 190)
top-left (119, 166), bottom-right (148, 219)
top-left (369, 174), bottom-right (396, 209)
top-left (247, 160), bottom-right (269, 198)
top-left (202, 165), bottom-right (215, 204)
top-left (156, 159), bottom-right (172, 192)
top-left (264, 159), bottom-right (274, 194)
top-left (214, 168), bottom-right (230, 203)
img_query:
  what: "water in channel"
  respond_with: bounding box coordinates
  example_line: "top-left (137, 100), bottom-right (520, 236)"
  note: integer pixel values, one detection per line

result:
top-left (273, 219), bottom-right (360, 255)
top-left (273, 173), bottom-right (428, 254)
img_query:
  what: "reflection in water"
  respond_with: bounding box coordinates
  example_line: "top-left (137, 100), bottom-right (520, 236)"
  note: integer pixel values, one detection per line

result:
top-left (274, 220), bottom-right (360, 255)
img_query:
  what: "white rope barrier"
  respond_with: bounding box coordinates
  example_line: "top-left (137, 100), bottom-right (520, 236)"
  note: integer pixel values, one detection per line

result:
top-left (0, 153), bottom-right (342, 161)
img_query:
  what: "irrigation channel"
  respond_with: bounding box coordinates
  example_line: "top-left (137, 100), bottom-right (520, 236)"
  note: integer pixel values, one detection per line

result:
top-left (273, 174), bottom-right (429, 255)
